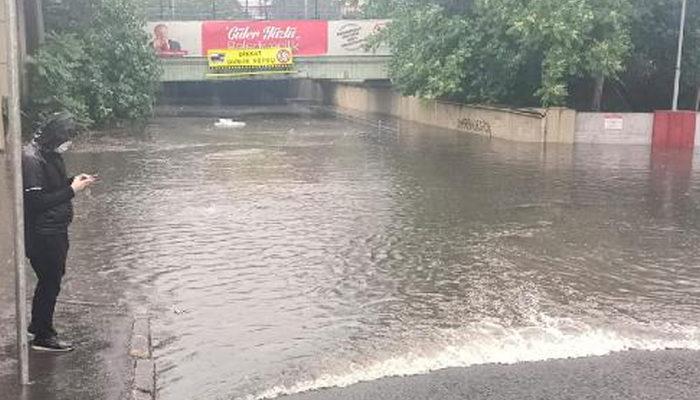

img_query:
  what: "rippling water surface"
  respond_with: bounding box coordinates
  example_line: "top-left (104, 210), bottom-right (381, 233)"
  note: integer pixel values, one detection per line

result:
top-left (67, 115), bottom-right (700, 400)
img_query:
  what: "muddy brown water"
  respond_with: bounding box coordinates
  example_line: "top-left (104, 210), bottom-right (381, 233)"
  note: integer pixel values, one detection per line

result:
top-left (59, 115), bottom-right (700, 400)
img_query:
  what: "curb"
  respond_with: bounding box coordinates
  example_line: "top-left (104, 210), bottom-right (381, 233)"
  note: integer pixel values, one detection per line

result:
top-left (130, 311), bottom-right (156, 400)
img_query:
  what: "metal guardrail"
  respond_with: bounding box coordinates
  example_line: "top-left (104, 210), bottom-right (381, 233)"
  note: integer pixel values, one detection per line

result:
top-left (145, 0), bottom-right (344, 21)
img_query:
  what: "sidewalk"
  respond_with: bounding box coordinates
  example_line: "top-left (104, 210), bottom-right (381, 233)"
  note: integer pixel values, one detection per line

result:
top-left (0, 257), bottom-right (144, 400)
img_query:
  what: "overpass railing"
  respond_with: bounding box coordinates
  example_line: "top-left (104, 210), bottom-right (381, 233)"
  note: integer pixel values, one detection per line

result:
top-left (144, 0), bottom-right (349, 21)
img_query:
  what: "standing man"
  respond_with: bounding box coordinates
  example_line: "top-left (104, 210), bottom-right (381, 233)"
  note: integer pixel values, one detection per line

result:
top-left (22, 112), bottom-right (97, 352)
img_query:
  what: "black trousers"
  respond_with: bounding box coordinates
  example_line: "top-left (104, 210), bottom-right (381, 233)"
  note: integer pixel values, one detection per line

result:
top-left (27, 233), bottom-right (68, 339)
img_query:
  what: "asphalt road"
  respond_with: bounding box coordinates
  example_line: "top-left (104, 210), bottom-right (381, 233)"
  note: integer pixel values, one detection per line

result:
top-left (281, 349), bottom-right (700, 400)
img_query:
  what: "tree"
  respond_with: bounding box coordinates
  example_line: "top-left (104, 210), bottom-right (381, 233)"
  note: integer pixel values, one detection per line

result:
top-left (619, 0), bottom-right (697, 111)
top-left (31, 0), bottom-right (161, 126)
top-left (679, 0), bottom-right (700, 110)
top-left (369, 1), bottom-right (532, 105)
top-left (368, 0), bottom-right (631, 108)
top-left (509, 0), bottom-right (631, 107)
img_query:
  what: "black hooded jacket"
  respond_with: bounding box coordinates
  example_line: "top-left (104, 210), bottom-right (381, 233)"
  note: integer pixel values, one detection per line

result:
top-left (22, 112), bottom-right (80, 255)
top-left (23, 142), bottom-right (75, 241)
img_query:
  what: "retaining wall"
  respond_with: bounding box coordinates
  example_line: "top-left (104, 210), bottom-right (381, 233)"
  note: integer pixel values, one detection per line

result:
top-left (316, 81), bottom-right (576, 144)
top-left (307, 81), bottom-right (700, 146)
top-left (575, 113), bottom-right (653, 145)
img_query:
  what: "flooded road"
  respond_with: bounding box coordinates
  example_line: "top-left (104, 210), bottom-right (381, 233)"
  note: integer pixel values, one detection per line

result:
top-left (65, 114), bottom-right (700, 400)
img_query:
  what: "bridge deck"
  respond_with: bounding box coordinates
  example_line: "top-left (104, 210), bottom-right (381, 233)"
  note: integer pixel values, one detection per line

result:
top-left (160, 55), bottom-right (391, 82)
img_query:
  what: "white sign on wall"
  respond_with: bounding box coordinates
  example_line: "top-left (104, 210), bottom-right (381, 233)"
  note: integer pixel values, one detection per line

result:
top-left (604, 114), bottom-right (624, 130)
top-left (146, 21), bottom-right (203, 57)
top-left (327, 20), bottom-right (391, 56)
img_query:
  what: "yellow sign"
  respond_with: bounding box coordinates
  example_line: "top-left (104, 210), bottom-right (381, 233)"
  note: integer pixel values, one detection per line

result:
top-left (208, 48), bottom-right (293, 69)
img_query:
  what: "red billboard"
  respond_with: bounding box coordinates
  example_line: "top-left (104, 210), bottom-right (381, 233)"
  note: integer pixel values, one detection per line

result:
top-left (202, 20), bottom-right (328, 56)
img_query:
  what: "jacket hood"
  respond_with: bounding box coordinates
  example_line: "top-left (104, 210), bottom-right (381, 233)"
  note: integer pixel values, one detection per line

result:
top-left (34, 112), bottom-right (80, 151)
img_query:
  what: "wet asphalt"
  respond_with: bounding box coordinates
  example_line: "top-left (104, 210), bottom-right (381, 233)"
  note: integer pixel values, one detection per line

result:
top-left (0, 258), bottom-right (135, 400)
top-left (281, 349), bottom-right (700, 400)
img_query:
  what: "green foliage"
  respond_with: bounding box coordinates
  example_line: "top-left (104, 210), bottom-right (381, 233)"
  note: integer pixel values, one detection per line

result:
top-left (682, 1), bottom-right (700, 109)
top-left (371, 1), bottom-right (527, 105)
top-left (376, 6), bottom-right (466, 99)
top-left (31, 34), bottom-right (91, 123)
top-left (622, 0), bottom-right (700, 110)
top-left (366, 0), bottom-right (700, 110)
top-left (510, 0), bottom-right (631, 106)
top-left (31, 0), bottom-right (161, 126)
top-left (369, 0), bottom-right (631, 106)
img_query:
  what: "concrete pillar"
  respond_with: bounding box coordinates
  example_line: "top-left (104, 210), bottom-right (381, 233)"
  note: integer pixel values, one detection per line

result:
top-left (1, 0), bottom-right (16, 375)
top-left (543, 107), bottom-right (576, 144)
top-left (15, 0), bottom-right (26, 99)
top-left (2, 0), bottom-right (30, 385)
top-left (0, 0), bottom-right (7, 106)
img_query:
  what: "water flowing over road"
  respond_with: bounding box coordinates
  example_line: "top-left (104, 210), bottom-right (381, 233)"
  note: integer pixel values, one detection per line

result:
top-left (65, 114), bottom-right (700, 400)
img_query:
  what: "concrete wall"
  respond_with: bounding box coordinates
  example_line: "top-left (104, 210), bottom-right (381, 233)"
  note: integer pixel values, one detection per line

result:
top-left (575, 113), bottom-right (653, 145)
top-left (1, 0), bottom-right (8, 131)
top-left (310, 81), bottom-right (700, 146)
top-left (317, 82), bottom-right (576, 144)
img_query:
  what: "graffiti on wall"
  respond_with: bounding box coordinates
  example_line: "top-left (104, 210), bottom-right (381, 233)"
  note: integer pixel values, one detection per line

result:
top-left (457, 117), bottom-right (492, 137)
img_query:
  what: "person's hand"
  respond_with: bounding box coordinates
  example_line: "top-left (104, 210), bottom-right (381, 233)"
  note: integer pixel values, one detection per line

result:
top-left (71, 174), bottom-right (97, 193)
top-left (153, 38), bottom-right (169, 51)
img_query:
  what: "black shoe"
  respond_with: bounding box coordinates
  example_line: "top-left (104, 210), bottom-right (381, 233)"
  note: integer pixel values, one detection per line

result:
top-left (31, 336), bottom-right (74, 352)
top-left (28, 325), bottom-right (57, 340)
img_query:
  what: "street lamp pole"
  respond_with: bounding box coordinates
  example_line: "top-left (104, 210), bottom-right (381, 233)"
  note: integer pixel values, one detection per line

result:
top-left (672, 0), bottom-right (688, 111)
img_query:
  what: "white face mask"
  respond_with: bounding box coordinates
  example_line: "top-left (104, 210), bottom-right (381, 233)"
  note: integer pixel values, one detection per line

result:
top-left (55, 141), bottom-right (73, 154)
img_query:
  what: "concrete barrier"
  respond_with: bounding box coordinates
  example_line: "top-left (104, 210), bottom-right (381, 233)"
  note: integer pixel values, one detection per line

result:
top-left (575, 113), bottom-right (653, 145)
top-left (653, 111), bottom-right (696, 149)
top-left (317, 82), bottom-right (576, 144)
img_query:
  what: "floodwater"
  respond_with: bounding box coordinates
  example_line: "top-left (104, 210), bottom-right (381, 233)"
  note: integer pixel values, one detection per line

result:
top-left (66, 114), bottom-right (700, 400)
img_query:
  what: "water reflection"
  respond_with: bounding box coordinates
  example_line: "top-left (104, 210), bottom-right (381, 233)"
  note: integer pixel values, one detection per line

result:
top-left (649, 149), bottom-right (695, 221)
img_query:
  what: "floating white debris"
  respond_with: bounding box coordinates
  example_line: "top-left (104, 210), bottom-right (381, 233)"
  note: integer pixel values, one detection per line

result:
top-left (214, 118), bottom-right (246, 128)
top-left (171, 305), bottom-right (187, 315)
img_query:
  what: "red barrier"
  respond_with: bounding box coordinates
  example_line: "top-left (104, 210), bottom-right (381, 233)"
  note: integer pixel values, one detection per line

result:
top-left (652, 111), bottom-right (696, 149)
